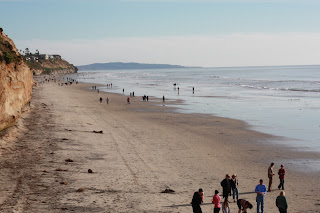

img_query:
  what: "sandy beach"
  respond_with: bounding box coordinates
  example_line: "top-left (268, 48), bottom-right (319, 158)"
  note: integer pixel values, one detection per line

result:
top-left (0, 77), bottom-right (319, 213)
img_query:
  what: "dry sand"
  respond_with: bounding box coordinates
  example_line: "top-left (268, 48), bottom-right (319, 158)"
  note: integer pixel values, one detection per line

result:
top-left (0, 77), bottom-right (319, 213)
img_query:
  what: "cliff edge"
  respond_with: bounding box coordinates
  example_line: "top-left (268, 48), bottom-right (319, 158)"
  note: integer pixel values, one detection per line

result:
top-left (26, 55), bottom-right (77, 75)
top-left (0, 29), bottom-right (33, 131)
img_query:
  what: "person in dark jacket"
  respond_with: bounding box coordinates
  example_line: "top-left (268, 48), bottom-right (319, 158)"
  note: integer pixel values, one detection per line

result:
top-left (221, 174), bottom-right (231, 202)
top-left (276, 191), bottom-right (288, 213)
top-left (191, 188), bottom-right (203, 213)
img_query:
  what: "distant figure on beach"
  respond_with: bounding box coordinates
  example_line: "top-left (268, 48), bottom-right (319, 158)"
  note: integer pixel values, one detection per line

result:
top-left (278, 165), bottom-right (285, 190)
top-left (237, 199), bottom-right (253, 213)
top-left (276, 191), bottom-right (288, 213)
top-left (221, 174), bottom-right (231, 202)
top-left (163, 95), bottom-right (165, 102)
top-left (191, 188), bottom-right (203, 213)
top-left (222, 200), bottom-right (230, 213)
top-left (146, 96), bottom-right (148, 101)
top-left (99, 97), bottom-right (102, 103)
top-left (127, 97), bottom-right (130, 104)
top-left (106, 97), bottom-right (109, 104)
top-left (268, 163), bottom-right (275, 192)
top-left (123, 88), bottom-right (124, 93)
top-left (97, 89), bottom-right (99, 93)
top-left (212, 190), bottom-right (221, 213)
top-left (133, 91), bottom-right (134, 97)
top-left (231, 174), bottom-right (239, 202)
top-left (255, 179), bottom-right (267, 213)
top-left (193, 87), bottom-right (194, 94)
top-left (178, 87), bottom-right (180, 94)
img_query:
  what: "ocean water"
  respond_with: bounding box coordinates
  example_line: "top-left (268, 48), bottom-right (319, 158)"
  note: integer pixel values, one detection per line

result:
top-left (69, 65), bottom-right (320, 155)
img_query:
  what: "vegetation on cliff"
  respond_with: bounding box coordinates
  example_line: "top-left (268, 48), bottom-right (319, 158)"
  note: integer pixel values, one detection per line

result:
top-left (0, 28), bottom-right (23, 64)
top-left (0, 28), bottom-right (33, 131)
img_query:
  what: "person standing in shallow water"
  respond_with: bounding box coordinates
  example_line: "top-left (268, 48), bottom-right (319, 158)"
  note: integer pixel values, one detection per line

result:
top-left (191, 188), bottom-right (203, 213)
top-left (268, 162), bottom-right (275, 192)
top-left (163, 95), bottom-right (165, 102)
top-left (278, 165), bottom-right (285, 190)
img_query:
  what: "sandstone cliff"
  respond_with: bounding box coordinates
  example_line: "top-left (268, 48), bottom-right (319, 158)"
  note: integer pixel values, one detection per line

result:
top-left (27, 57), bottom-right (77, 75)
top-left (0, 30), bottom-right (33, 131)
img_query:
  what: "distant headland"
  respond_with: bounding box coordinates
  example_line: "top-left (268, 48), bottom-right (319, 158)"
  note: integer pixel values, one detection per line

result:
top-left (76, 62), bottom-right (201, 71)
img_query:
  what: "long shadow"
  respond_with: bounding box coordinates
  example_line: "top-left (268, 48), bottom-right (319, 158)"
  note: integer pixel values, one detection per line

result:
top-left (165, 191), bottom-right (257, 208)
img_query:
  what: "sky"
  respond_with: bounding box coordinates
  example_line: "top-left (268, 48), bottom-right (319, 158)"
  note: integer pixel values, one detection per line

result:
top-left (1, 0), bottom-right (320, 67)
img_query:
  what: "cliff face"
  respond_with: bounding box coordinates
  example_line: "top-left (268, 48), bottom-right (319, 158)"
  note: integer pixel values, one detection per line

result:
top-left (0, 31), bottom-right (33, 131)
top-left (27, 58), bottom-right (77, 75)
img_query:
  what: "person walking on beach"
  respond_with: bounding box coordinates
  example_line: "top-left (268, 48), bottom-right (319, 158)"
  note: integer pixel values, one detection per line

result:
top-left (163, 95), bottom-right (165, 102)
top-left (191, 188), bottom-right (203, 213)
top-left (193, 87), bottom-right (194, 94)
top-left (231, 174), bottom-right (239, 202)
top-left (221, 174), bottom-right (231, 202)
top-left (212, 190), bottom-right (221, 213)
top-left (222, 200), bottom-right (230, 213)
top-left (127, 97), bottom-right (130, 104)
top-left (106, 97), bottom-right (109, 104)
top-left (123, 88), bottom-right (124, 93)
top-left (268, 163), bottom-right (275, 192)
top-left (237, 199), bottom-right (253, 213)
top-left (99, 97), bottom-right (103, 103)
top-left (255, 179), bottom-right (267, 213)
top-left (278, 165), bottom-right (285, 190)
top-left (276, 191), bottom-right (288, 213)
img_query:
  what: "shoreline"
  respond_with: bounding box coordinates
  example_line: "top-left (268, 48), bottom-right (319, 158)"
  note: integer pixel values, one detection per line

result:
top-left (86, 79), bottom-right (320, 174)
top-left (0, 77), bottom-right (319, 212)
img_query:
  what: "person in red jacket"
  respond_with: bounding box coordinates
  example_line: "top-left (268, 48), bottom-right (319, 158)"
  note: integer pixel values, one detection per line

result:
top-left (278, 164), bottom-right (285, 190)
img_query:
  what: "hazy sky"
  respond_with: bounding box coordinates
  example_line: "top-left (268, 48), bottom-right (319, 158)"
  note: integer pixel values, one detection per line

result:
top-left (1, 0), bottom-right (320, 67)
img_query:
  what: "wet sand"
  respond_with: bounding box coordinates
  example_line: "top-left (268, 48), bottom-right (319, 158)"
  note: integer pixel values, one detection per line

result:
top-left (0, 77), bottom-right (319, 212)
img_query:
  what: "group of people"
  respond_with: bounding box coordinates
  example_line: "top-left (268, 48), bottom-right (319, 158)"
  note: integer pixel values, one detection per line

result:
top-left (191, 164), bottom-right (287, 213)
top-left (99, 97), bottom-right (109, 104)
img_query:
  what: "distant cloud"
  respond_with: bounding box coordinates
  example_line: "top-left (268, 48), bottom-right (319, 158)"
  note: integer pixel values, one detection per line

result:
top-left (15, 33), bottom-right (320, 67)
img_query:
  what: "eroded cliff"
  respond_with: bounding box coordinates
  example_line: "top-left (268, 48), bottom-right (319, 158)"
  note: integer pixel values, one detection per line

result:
top-left (27, 57), bottom-right (77, 75)
top-left (0, 30), bottom-right (33, 131)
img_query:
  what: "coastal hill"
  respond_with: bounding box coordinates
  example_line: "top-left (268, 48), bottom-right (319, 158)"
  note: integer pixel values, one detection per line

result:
top-left (0, 28), bottom-right (33, 131)
top-left (77, 62), bottom-right (196, 71)
top-left (25, 53), bottom-right (78, 75)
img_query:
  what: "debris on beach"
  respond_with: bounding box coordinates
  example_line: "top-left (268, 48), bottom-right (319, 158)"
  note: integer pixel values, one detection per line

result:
top-left (76, 188), bottom-right (85, 192)
top-left (65, 158), bottom-right (74, 162)
top-left (92, 130), bottom-right (103, 134)
top-left (161, 188), bottom-right (175, 193)
top-left (61, 138), bottom-right (68, 140)
top-left (88, 169), bottom-right (93, 173)
top-left (60, 181), bottom-right (67, 185)
top-left (55, 168), bottom-right (68, 172)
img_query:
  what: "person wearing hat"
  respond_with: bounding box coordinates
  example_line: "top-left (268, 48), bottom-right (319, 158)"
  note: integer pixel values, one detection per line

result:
top-left (231, 174), bottom-right (239, 202)
top-left (221, 174), bottom-right (231, 202)
top-left (278, 165), bottom-right (286, 190)
top-left (191, 188), bottom-right (204, 213)
top-left (212, 190), bottom-right (221, 213)
top-left (255, 179), bottom-right (267, 213)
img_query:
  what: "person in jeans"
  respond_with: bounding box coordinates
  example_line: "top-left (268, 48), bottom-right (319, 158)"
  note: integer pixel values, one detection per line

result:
top-left (278, 164), bottom-right (285, 190)
top-left (255, 179), bottom-right (267, 213)
top-left (231, 174), bottom-right (239, 202)
top-left (276, 191), bottom-right (288, 213)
